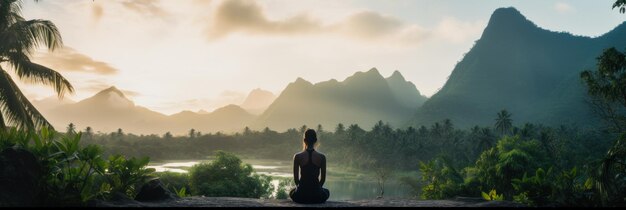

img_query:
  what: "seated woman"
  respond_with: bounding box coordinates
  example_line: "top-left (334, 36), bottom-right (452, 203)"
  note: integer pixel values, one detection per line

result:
top-left (289, 129), bottom-right (330, 204)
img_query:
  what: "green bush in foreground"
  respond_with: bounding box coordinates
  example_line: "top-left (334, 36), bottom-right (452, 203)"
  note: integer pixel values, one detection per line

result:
top-left (0, 127), bottom-right (154, 206)
top-left (189, 151), bottom-right (273, 198)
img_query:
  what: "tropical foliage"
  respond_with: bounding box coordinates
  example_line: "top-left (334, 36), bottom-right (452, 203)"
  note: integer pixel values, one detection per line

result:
top-left (0, 0), bottom-right (73, 131)
top-left (0, 127), bottom-right (154, 206)
top-left (189, 151), bottom-right (273, 199)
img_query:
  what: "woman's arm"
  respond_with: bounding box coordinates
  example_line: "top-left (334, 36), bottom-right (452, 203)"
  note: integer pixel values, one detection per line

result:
top-left (293, 155), bottom-right (300, 186)
top-left (320, 154), bottom-right (326, 186)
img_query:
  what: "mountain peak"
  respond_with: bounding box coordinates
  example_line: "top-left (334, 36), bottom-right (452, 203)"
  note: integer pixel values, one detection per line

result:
top-left (88, 86), bottom-right (134, 108)
top-left (213, 104), bottom-right (249, 114)
top-left (98, 86), bottom-right (125, 97)
top-left (291, 77), bottom-right (314, 88)
top-left (483, 7), bottom-right (537, 39)
top-left (491, 7), bottom-right (524, 20)
top-left (365, 67), bottom-right (380, 75)
top-left (388, 70), bottom-right (405, 81)
top-left (241, 88), bottom-right (276, 113)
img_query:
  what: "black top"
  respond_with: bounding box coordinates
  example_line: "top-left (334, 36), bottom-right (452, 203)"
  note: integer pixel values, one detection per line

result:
top-left (299, 149), bottom-right (321, 189)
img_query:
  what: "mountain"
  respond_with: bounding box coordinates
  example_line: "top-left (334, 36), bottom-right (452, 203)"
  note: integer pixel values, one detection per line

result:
top-left (386, 70), bottom-right (428, 108)
top-left (240, 89), bottom-right (276, 115)
top-left (45, 86), bottom-right (168, 134)
top-left (253, 68), bottom-right (426, 131)
top-left (32, 96), bottom-right (75, 112)
top-left (42, 86), bottom-right (254, 135)
top-left (411, 7), bottom-right (626, 128)
top-left (169, 104), bottom-right (255, 134)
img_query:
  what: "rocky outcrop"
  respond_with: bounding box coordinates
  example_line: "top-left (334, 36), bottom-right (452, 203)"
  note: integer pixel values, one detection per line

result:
top-left (135, 179), bottom-right (179, 202)
top-left (91, 196), bottom-right (525, 207)
top-left (0, 148), bottom-right (43, 207)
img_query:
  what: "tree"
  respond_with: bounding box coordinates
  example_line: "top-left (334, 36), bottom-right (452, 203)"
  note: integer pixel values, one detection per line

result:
top-left (581, 48), bottom-right (626, 133)
top-left (66, 123), bottom-right (76, 135)
top-left (243, 126), bottom-right (252, 136)
top-left (189, 151), bottom-right (273, 198)
top-left (335, 123), bottom-right (345, 135)
top-left (0, 0), bottom-right (74, 131)
top-left (299, 125), bottom-right (307, 134)
top-left (614, 0), bottom-right (626, 13)
top-left (116, 128), bottom-right (124, 137)
top-left (317, 124), bottom-right (323, 134)
top-left (163, 131), bottom-right (173, 140)
top-left (477, 128), bottom-right (495, 152)
top-left (84, 126), bottom-right (93, 140)
top-left (495, 110), bottom-right (513, 136)
top-left (581, 47), bottom-right (626, 205)
top-left (189, 128), bottom-right (196, 139)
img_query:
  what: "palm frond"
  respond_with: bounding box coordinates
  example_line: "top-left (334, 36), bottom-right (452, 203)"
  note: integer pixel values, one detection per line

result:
top-left (0, 67), bottom-right (53, 130)
top-left (0, 107), bottom-right (5, 130)
top-left (0, 0), bottom-right (23, 30)
top-left (8, 51), bottom-right (74, 97)
top-left (0, 18), bottom-right (63, 55)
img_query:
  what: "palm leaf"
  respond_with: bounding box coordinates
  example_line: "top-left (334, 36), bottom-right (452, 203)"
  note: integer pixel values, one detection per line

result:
top-left (8, 51), bottom-right (73, 97)
top-left (0, 67), bottom-right (53, 130)
top-left (0, 18), bottom-right (63, 55)
top-left (0, 0), bottom-right (24, 30)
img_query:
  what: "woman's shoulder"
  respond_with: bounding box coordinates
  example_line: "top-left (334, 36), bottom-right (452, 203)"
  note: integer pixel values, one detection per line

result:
top-left (293, 151), bottom-right (305, 158)
top-left (314, 151), bottom-right (326, 158)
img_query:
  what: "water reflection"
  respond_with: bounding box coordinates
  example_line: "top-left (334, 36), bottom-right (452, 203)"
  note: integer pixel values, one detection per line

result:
top-left (147, 160), bottom-right (411, 200)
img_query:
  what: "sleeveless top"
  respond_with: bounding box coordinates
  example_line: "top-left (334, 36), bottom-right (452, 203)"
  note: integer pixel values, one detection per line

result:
top-left (299, 149), bottom-right (321, 189)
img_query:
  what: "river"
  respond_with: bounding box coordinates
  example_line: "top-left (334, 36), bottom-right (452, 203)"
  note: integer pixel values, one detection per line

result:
top-left (147, 158), bottom-right (412, 200)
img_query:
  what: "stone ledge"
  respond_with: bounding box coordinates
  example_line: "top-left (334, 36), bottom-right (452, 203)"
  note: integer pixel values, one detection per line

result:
top-left (94, 196), bottom-right (525, 207)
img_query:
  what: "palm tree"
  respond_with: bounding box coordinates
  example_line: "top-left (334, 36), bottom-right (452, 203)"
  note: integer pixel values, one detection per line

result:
top-left (494, 109), bottom-right (513, 136)
top-left (334, 123), bottom-right (345, 135)
top-left (84, 126), bottom-right (93, 140)
top-left (0, 0), bottom-right (74, 131)
top-left (189, 128), bottom-right (196, 138)
top-left (66, 122), bottom-right (75, 134)
top-left (163, 131), bottom-right (173, 139)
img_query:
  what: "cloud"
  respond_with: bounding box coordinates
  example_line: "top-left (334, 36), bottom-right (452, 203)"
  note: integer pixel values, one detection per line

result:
top-left (92, 3), bottom-right (103, 22)
top-left (89, 0), bottom-right (170, 21)
top-left (120, 0), bottom-right (169, 18)
top-left (555, 2), bottom-right (575, 14)
top-left (82, 80), bottom-right (113, 92)
top-left (33, 47), bottom-right (118, 75)
top-left (203, 0), bottom-right (424, 43)
top-left (335, 11), bottom-right (404, 39)
top-left (432, 17), bottom-right (486, 43)
top-left (206, 0), bottom-right (321, 39)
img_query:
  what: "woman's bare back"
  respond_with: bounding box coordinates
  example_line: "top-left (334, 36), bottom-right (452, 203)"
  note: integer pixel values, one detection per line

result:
top-left (295, 150), bottom-right (325, 167)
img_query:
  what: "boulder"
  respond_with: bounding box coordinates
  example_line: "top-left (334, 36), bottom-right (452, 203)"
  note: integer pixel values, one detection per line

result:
top-left (0, 148), bottom-right (43, 206)
top-left (135, 178), bottom-right (179, 202)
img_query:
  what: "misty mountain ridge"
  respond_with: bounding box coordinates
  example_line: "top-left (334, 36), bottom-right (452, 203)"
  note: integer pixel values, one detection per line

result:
top-left (41, 86), bottom-right (254, 135)
top-left (411, 7), bottom-right (626, 128)
top-left (253, 68), bottom-right (427, 131)
top-left (240, 88), bottom-right (276, 115)
top-left (39, 67), bottom-right (426, 135)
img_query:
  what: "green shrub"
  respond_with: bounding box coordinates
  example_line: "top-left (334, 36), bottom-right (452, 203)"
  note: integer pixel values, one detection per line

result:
top-left (274, 178), bottom-right (293, 199)
top-left (189, 151), bottom-right (273, 198)
top-left (154, 172), bottom-right (191, 196)
top-left (0, 127), bottom-right (154, 206)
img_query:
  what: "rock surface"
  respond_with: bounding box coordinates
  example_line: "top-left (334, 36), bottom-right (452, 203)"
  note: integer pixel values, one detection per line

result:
top-left (92, 196), bottom-right (525, 207)
top-left (0, 148), bottom-right (43, 207)
top-left (135, 179), bottom-right (179, 202)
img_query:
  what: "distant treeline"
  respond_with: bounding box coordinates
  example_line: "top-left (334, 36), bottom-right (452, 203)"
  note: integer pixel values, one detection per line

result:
top-left (72, 116), bottom-right (613, 172)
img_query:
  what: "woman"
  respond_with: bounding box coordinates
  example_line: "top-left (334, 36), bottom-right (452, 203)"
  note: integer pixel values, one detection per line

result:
top-left (289, 129), bottom-right (330, 204)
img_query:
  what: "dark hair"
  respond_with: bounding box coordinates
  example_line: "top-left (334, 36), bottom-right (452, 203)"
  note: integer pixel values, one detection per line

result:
top-left (303, 129), bottom-right (317, 147)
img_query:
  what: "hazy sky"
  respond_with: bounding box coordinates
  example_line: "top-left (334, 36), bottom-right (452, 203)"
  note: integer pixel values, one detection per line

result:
top-left (13, 0), bottom-right (625, 115)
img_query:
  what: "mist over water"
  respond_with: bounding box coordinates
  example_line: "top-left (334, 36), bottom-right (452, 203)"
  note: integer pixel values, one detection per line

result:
top-left (148, 159), bottom-right (411, 200)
